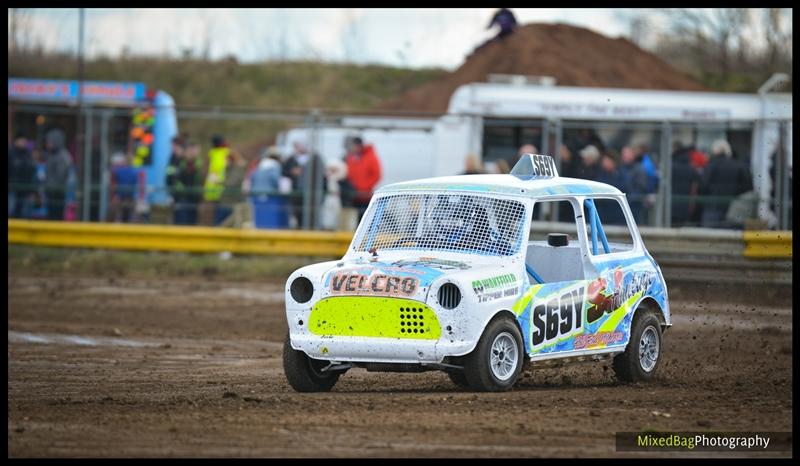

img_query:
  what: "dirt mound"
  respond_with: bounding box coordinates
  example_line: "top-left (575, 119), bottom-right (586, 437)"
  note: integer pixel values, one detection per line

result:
top-left (379, 23), bottom-right (708, 114)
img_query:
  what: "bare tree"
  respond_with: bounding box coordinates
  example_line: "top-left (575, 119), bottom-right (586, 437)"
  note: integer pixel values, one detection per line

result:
top-left (764, 8), bottom-right (793, 72)
top-left (659, 8), bottom-right (750, 77)
top-left (624, 8), bottom-right (792, 91)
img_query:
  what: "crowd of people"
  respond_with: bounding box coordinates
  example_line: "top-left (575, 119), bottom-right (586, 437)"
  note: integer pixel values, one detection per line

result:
top-left (8, 129), bottom-right (77, 222)
top-left (459, 130), bottom-right (755, 229)
top-left (8, 123), bottom-right (759, 231)
top-left (7, 127), bottom-right (385, 231)
top-left (163, 133), bottom-right (383, 230)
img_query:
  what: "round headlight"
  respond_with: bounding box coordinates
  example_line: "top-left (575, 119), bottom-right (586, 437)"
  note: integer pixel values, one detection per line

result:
top-left (437, 283), bottom-right (462, 309)
top-left (290, 277), bottom-right (314, 303)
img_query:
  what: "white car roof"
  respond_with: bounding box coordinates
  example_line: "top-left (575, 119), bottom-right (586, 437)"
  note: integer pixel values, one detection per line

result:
top-left (378, 173), bottom-right (622, 198)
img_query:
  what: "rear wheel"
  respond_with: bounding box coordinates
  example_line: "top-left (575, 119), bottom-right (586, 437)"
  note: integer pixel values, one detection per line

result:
top-left (283, 334), bottom-right (341, 392)
top-left (613, 311), bottom-right (662, 383)
top-left (463, 317), bottom-right (524, 392)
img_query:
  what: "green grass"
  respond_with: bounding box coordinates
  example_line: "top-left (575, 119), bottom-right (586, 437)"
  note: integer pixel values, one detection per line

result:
top-left (8, 244), bottom-right (331, 282)
top-left (9, 54), bottom-right (447, 156)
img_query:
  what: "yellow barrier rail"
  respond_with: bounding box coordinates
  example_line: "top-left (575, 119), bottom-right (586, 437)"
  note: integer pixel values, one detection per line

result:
top-left (8, 220), bottom-right (792, 260)
top-left (743, 231), bottom-right (793, 259)
top-left (8, 220), bottom-right (352, 257)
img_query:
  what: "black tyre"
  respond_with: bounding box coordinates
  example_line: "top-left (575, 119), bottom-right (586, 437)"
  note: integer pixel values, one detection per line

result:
top-left (463, 317), bottom-right (524, 392)
top-left (613, 310), bottom-right (662, 383)
top-left (446, 369), bottom-right (470, 388)
top-left (283, 334), bottom-right (341, 392)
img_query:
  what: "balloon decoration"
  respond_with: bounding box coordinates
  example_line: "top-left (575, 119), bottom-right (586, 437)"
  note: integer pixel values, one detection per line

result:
top-left (130, 106), bottom-right (156, 167)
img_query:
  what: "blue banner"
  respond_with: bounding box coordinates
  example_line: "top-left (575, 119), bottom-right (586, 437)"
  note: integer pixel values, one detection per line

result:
top-left (8, 78), bottom-right (147, 105)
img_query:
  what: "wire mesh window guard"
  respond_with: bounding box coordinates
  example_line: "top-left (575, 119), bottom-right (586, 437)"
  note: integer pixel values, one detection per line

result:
top-left (352, 193), bottom-right (527, 256)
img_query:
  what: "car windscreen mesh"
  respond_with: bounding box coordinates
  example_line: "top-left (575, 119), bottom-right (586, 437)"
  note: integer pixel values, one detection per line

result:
top-left (352, 193), bottom-right (527, 256)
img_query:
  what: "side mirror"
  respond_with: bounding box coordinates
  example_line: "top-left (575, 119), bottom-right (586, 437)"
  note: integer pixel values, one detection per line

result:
top-left (547, 233), bottom-right (569, 247)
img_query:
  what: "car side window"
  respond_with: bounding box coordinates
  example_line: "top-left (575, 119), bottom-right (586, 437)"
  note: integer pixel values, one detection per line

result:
top-left (526, 199), bottom-right (585, 283)
top-left (583, 198), bottom-right (635, 255)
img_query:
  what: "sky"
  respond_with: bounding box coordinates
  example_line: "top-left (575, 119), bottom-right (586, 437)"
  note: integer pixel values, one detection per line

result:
top-left (11, 8), bottom-right (640, 70)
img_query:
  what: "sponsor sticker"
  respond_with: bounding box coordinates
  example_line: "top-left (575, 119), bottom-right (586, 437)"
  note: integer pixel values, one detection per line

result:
top-left (330, 272), bottom-right (418, 296)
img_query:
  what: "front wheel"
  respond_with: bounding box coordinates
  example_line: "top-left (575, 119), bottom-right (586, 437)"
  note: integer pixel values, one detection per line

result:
top-left (612, 311), bottom-right (663, 383)
top-left (463, 317), bottom-right (524, 392)
top-left (283, 334), bottom-right (341, 392)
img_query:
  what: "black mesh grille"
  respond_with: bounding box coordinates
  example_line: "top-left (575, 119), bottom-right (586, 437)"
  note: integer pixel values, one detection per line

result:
top-left (437, 283), bottom-right (461, 309)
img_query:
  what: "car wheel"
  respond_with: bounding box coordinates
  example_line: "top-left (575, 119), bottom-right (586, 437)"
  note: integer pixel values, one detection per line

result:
top-left (283, 333), bottom-right (341, 392)
top-left (446, 369), bottom-right (470, 388)
top-left (463, 316), bottom-right (524, 392)
top-left (612, 310), bottom-right (662, 383)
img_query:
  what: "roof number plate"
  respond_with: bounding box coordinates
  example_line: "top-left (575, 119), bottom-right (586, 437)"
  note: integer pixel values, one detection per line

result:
top-left (510, 153), bottom-right (559, 179)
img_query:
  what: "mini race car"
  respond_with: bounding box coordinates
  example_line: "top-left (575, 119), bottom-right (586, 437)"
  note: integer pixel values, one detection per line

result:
top-left (283, 154), bottom-right (670, 392)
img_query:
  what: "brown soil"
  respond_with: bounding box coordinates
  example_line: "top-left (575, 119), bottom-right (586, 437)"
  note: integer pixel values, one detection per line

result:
top-left (8, 274), bottom-right (792, 457)
top-left (379, 23), bottom-right (708, 114)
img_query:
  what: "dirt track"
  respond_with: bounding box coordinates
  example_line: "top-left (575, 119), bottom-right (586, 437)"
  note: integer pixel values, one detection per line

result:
top-left (8, 274), bottom-right (792, 457)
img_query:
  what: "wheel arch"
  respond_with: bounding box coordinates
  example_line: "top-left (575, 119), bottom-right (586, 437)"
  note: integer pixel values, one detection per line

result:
top-left (633, 295), bottom-right (668, 332)
top-left (484, 309), bottom-right (528, 359)
top-left (453, 308), bottom-right (527, 361)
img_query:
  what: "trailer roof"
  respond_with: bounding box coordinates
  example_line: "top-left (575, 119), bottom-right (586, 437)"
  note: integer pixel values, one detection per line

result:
top-left (378, 173), bottom-right (622, 198)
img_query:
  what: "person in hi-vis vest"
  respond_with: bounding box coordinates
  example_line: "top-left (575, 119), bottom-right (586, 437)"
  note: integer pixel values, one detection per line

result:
top-left (199, 134), bottom-right (230, 225)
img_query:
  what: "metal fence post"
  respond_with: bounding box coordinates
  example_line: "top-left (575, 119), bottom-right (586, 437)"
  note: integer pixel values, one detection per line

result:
top-left (99, 110), bottom-right (111, 222)
top-left (653, 122), bottom-right (668, 227)
top-left (662, 122), bottom-right (672, 228)
top-left (778, 121), bottom-right (790, 230)
top-left (81, 106), bottom-right (93, 222)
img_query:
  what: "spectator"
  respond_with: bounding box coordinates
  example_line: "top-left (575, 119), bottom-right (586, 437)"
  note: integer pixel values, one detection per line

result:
top-left (321, 158), bottom-right (348, 231)
top-left (495, 158), bottom-right (511, 174)
top-left (199, 134), bottom-right (229, 226)
top-left (176, 141), bottom-right (203, 225)
top-left (487, 8), bottom-right (518, 40)
top-left (558, 145), bottom-right (578, 179)
top-left (689, 147), bottom-right (709, 173)
top-left (283, 139), bottom-right (326, 229)
top-left (569, 128), bottom-right (606, 155)
top-left (636, 144), bottom-right (661, 213)
top-left (344, 136), bottom-right (382, 222)
top-left (108, 153), bottom-right (139, 223)
top-left (618, 146), bottom-right (649, 225)
top-left (671, 147), bottom-right (701, 226)
top-left (700, 139), bottom-right (752, 228)
top-left (8, 131), bottom-right (36, 218)
top-left (471, 9), bottom-right (518, 56)
top-left (166, 136), bottom-right (185, 224)
top-left (249, 146), bottom-right (283, 200)
top-left (26, 149), bottom-right (48, 219)
top-left (575, 145), bottom-right (601, 181)
top-left (43, 128), bottom-right (73, 221)
top-left (460, 153), bottom-right (484, 175)
top-left (218, 149), bottom-right (251, 227)
top-left (595, 153), bottom-right (626, 225)
top-left (518, 143), bottom-right (538, 158)
top-left (595, 153), bottom-right (621, 188)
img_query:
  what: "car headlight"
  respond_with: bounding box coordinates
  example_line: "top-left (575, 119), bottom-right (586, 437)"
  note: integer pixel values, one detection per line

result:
top-left (437, 283), bottom-right (462, 309)
top-left (290, 277), bottom-right (314, 303)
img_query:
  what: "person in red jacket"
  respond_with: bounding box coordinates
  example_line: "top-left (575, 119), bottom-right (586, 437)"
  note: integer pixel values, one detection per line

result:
top-left (344, 136), bottom-right (382, 221)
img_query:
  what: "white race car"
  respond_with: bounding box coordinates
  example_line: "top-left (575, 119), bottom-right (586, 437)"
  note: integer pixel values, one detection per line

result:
top-left (284, 154), bottom-right (670, 392)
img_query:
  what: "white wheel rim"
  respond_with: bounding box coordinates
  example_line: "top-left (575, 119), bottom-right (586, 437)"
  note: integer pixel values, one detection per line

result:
top-left (639, 326), bottom-right (660, 372)
top-left (490, 332), bottom-right (519, 381)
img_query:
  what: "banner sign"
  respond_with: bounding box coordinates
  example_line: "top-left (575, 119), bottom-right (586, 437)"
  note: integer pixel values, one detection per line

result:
top-left (8, 78), bottom-right (147, 105)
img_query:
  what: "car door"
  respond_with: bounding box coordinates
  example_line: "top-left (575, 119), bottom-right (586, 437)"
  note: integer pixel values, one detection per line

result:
top-left (516, 196), bottom-right (653, 358)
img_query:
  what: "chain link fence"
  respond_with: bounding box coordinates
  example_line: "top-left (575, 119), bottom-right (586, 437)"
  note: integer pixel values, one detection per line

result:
top-left (8, 102), bottom-right (792, 231)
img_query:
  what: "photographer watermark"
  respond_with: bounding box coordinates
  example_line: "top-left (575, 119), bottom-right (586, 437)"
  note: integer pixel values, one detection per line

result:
top-left (616, 432), bottom-right (792, 452)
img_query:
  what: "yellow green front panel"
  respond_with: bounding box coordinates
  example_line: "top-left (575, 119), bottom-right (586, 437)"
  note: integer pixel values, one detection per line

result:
top-left (309, 297), bottom-right (441, 340)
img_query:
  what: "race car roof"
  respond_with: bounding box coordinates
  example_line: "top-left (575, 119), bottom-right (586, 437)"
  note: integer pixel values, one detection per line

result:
top-left (378, 173), bottom-right (622, 198)
top-left (379, 153), bottom-right (622, 198)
